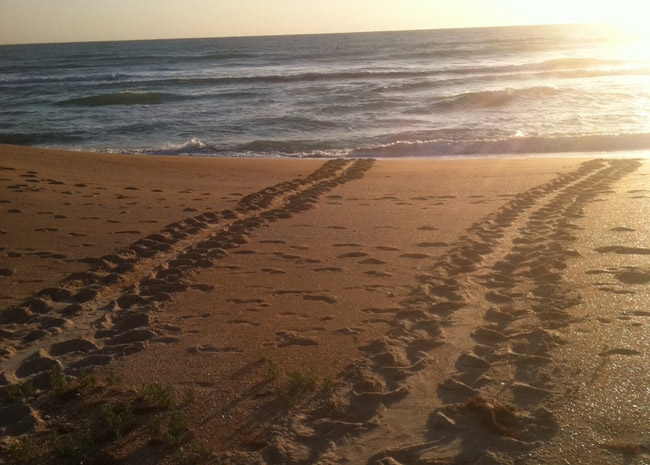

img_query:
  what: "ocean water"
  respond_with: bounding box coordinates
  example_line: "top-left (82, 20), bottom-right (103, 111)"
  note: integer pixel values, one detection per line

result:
top-left (2, 24), bottom-right (650, 158)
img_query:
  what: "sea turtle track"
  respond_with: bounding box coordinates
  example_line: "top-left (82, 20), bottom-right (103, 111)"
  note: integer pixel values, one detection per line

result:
top-left (242, 158), bottom-right (641, 465)
top-left (0, 158), bottom-right (374, 403)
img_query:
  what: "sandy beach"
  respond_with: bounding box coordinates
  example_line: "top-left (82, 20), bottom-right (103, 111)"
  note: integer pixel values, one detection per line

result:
top-left (1, 144), bottom-right (649, 465)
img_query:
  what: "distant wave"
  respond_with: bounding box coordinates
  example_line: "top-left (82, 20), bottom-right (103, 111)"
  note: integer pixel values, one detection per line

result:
top-left (58, 92), bottom-right (181, 107)
top-left (351, 133), bottom-right (650, 157)
top-left (0, 131), bottom-right (83, 145)
top-left (417, 86), bottom-right (563, 111)
top-left (0, 73), bottom-right (129, 85)
top-left (198, 51), bottom-right (256, 60)
top-left (5, 57), bottom-right (639, 91)
top-left (114, 59), bottom-right (646, 89)
top-left (373, 66), bottom-right (650, 94)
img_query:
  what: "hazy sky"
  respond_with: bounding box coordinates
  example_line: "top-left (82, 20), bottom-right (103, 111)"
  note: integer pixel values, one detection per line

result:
top-left (0, 0), bottom-right (645, 45)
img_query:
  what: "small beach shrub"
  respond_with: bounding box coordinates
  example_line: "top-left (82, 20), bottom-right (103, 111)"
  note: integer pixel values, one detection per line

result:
top-left (5, 381), bottom-right (36, 401)
top-left (282, 369), bottom-right (318, 406)
top-left (77, 368), bottom-right (98, 391)
top-left (97, 403), bottom-right (136, 439)
top-left (149, 410), bottom-right (189, 445)
top-left (48, 370), bottom-right (69, 395)
top-left (142, 383), bottom-right (177, 409)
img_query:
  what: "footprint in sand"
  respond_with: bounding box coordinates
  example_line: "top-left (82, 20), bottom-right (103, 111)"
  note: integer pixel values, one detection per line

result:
top-left (400, 253), bottom-right (431, 259)
top-left (327, 226), bottom-right (347, 230)
top-left (615, 268), bottom-right (650, 285)
top-left (333, 243), bottom-right (362, 248)
top-left (226, 298), bottom-right (266, 305)
top-left (417, 225), bottom-right (438, 231)
top-left (359, 258), bottom-right (386, 265)
top-left (333, 327), bottom-right (363, 336)
top-left (227, 319), bottom-right (260, 327)
top-left (338, 252), bottom-right (368, 258)
top-left (415, 242), bottom-right (448, 248)
top-left (303, 294), bottom-right (338, 304)
top-left (598, 348), bottom-right (641, 356)
top-left (190, 284), bottom-right (215, 292)
top-left (365, 270), bottom-right (392, 278)
top-left (276, 330), bottom-right (319, 347)
top-left (313, 267), bottom-right (343, 273)
top-left (261, 268), bottom-right (285, 274)
top-left (375, 245), bottom-right (399, 252)
top-left (274, 253), bottom-right (302, 260)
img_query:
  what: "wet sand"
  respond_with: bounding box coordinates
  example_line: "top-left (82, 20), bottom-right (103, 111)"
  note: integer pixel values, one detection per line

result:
top-left (1, 144), bottom-right (648, 465)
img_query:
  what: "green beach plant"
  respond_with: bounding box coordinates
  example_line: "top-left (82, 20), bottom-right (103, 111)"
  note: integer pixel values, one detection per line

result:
top-left (142, 383), bottom-right (177, 409)
top-left (97, 403), bottom-right (136, 440)
top-left (48, 369), bottom-right (69, 395)
top-left (281, 369), bottom-right (319, 406)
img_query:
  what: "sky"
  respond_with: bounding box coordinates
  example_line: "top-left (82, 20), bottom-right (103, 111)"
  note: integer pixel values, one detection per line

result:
top-left (0, 0), bottom-right (647, 45)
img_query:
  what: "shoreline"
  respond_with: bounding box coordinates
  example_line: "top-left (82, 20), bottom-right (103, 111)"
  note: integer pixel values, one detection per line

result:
top-left (7, 142), bottom-right (650, 161)
top-left (1, 144), bottom-right (649, 464)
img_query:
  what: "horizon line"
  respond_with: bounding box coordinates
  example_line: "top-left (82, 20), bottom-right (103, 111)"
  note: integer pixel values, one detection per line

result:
top-left (0, 21), bottom-right (594, 47)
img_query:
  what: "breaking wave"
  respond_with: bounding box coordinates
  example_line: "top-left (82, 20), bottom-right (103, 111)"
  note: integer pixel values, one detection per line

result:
top-left (351, 133), bottom-right (650, 157)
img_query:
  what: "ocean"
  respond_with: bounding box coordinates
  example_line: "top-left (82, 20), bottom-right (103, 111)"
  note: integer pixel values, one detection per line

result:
top-left (1, 24), bottom-right (650, 158)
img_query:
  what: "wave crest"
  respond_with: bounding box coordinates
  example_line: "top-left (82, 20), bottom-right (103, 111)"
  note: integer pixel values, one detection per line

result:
top-left (431, 86), bottom-right (562, 110)
top-left (59, 92), bottom-right (178, 107)
top-left (351, 133), bottom-right (650, 157)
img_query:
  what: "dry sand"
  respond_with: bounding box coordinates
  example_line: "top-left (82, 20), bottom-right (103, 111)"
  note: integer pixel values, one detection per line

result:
top-left (0, 144), bottom-right (648, 465)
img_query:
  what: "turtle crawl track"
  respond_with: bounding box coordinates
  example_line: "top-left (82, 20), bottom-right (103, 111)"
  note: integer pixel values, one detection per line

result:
top-left (0, 158), bottom-right (374, 435)
top-left (237, 158), bottom-right (641, 465)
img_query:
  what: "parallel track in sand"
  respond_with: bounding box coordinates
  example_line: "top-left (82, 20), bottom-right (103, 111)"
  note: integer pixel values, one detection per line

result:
top-left (1, 157), bottom-right (646, 465)
top-left (0, 159), bottom-right (373, 421)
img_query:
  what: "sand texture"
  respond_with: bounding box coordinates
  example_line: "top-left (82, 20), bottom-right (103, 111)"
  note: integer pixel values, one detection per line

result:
top-left (0, 145), bottom-right (649, 465)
